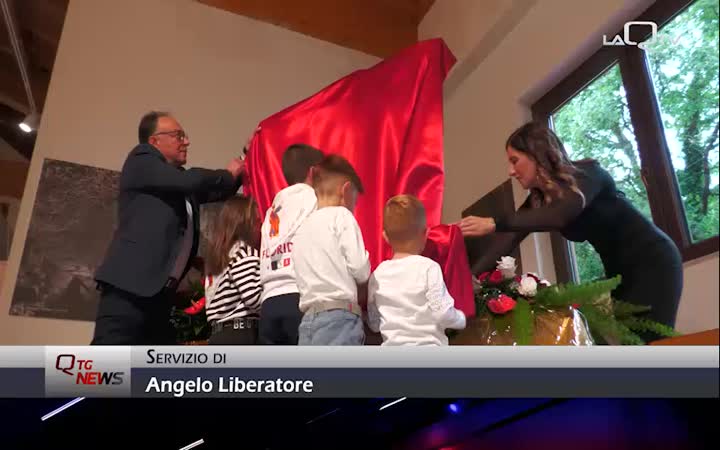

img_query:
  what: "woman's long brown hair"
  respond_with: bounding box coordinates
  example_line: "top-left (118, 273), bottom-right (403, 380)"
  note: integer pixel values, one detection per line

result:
top-left (205, 195), bottom-right (260, 275)
top-left (506, 121), bottom-right (591, 208)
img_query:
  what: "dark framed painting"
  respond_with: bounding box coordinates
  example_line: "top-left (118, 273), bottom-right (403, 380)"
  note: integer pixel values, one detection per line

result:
top-left (461, 178), bottom-right (522, 273)
top-left (9, 159), bottom-right (225, 321)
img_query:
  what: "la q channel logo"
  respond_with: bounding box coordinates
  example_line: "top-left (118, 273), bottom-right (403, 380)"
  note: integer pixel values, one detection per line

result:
top-left (603, 21), bottom-right (683, 51)
top-left (55, 354), bottom-right (125, 385)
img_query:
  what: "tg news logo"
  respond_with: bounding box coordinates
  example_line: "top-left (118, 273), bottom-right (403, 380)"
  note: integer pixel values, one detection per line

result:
top-left (55, 354), bottom-right (125, 386)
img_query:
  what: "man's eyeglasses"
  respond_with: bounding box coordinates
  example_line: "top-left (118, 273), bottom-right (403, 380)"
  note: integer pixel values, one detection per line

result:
top-left (152, 130), bottom-right (189, 141)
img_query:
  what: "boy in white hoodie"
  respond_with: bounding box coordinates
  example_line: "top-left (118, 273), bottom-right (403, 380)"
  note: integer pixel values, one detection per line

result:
top-left (258, 144), bottom-right (324, 344)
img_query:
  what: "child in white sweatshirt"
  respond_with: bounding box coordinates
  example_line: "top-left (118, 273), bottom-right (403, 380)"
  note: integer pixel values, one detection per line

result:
top-left (258, 144), bottom-right (324, 345)
top-left (367, 195), bottom-right (466, 345)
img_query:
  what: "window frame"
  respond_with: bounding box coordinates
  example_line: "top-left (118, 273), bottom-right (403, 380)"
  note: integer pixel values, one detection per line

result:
top-left (532, 0), bottom-right (719, 283)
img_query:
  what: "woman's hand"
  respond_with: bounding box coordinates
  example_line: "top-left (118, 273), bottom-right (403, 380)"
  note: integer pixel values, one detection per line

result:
top-left (459, 216), bottom-right (496, 237)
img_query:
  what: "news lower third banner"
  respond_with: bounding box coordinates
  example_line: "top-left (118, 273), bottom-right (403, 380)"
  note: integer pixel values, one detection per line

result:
top-left (0, 347), bottom-right (717, 398)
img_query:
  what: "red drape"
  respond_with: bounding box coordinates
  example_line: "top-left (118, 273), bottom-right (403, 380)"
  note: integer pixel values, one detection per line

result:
top-left (244, 38), bottom-right (475, 317)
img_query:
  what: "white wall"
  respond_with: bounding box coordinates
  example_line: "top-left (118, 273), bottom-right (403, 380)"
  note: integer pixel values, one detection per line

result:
top-left (0, 137), bottom-right (24, 294)
top-left (421, 0), bottom-right (718, 334)
top-left (0, 138), bottom-right (25, 285)
top-left (676, 254), bottom-right (719, 333)
top-left (419, 0), bottom-right (517, 62)
top-left (0, 0), bottom-right (378, 344)
top-left (0, 262), bottom-right (6, 294)
top-left (0, 195), bottom-right (20, 254)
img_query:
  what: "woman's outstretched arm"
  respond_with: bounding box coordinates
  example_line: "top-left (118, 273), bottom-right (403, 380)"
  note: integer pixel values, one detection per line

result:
top-left (494, 161), bottom-right (609, 232)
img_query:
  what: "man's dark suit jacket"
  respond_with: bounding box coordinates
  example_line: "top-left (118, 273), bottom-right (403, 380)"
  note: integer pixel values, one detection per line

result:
top-left (95, 144), bottom-right (241, 297)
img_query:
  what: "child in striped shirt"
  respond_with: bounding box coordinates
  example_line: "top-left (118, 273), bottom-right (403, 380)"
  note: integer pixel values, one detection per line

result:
top-left (204, 195), bottom-right (262, 345)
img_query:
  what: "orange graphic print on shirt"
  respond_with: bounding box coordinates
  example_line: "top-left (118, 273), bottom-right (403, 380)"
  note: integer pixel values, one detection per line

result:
top-left (269, 205), bottom-right (281, 238)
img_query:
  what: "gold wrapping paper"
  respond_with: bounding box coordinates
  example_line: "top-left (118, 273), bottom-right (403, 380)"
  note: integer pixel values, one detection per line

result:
top-left (450, 305), bottom-right (594, 346)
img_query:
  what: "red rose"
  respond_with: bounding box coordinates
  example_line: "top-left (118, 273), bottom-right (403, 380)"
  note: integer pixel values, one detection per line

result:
top-left (488, 270), bottom-right (504, 284)
top-left (487, 294), bottom-right (517, 314)
top-left (477, 272), bottom-right (491, 282)
top-left (184, 297), bottom-right (206, 315)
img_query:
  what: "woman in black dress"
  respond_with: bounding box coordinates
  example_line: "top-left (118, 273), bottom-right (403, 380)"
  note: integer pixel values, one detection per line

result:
top-left (460, 122), bottom-right (683, 328)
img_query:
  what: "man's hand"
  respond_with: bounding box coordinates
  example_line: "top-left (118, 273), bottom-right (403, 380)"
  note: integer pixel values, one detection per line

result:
top-left (241, 126), bottom-right (261, 160)
top-left (227, 157), bottom-right (245, 179)
top-left (459, 216), bottom-right (496, 237)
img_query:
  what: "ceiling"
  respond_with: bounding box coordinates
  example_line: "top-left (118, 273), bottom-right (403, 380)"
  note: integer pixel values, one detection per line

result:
top-left (0, 0), bottom-right (433, 160)
top-left (0, 0), bottom-right (68, 159)
top-left (197, 0), bottom-right (436, 58)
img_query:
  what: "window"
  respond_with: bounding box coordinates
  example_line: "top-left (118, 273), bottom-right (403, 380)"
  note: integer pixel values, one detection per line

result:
top-left (533, 0), bottom-right (719, 283)
top-left (644, 2), bottom-right (719, 244)
top-left (552, 64), bottom-right (650, 281)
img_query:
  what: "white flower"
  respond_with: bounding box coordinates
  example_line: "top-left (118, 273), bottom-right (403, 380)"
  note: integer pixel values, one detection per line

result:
top-left (496, 256), bottom-right (517, 279)
top-left (527, 271), bottom-right (552, 287)
top-left (517, 275), bottom-right (538, 297)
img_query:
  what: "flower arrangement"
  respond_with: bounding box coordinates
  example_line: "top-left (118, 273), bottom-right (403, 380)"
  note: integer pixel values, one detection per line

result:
top-left (475, 256), bottom-right (551, 315)
top-left (471, 256), bottom-right (678, 345)
top-left (169, 278), bottom-right (210, 344)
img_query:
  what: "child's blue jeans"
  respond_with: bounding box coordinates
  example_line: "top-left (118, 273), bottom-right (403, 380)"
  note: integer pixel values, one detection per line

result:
top-left (298, 309), bottom-right (364, 345)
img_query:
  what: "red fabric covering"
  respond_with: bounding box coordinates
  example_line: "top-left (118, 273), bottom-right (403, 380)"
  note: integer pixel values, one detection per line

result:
top-left (244, 38), bottom-right (474, 317)
top-left (422, 225), bottom-right (475, 316)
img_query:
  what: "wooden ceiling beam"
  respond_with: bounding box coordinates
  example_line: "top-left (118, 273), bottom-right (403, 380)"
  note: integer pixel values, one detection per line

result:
top-left (416, 0), bottom-right (436, 23)
top-left (10, 0), bottom-right (66, 47)
top-left (197, 0), bottom-right (435, 58)
top-left (0, 51), bottom-right (49, 112)
top-left (0, 0), bottom-right (65, 72)
top-left (0, 0), bottom-right (63, 160)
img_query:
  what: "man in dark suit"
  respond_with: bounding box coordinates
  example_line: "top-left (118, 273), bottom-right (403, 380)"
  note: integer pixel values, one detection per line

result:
top-left (91, 111), bottom-right (245, 344)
